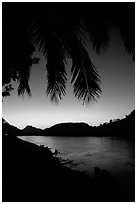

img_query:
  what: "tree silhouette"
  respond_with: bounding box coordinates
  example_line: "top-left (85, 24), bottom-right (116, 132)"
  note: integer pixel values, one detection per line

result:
top-left (2, 3), bottom-right (135, 103)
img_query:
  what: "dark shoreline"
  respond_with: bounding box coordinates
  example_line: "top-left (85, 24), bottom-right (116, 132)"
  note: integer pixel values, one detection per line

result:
top-left (3, 110), bottom-right (135, 141)
top-left (2, 134), bottom-right (135, 202)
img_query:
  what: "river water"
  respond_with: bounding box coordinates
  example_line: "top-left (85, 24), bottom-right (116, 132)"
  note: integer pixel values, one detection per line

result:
top-left (19, 136), bottom-right (134, 180)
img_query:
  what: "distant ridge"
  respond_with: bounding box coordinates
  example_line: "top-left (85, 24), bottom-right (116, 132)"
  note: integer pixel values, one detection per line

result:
top-left (22, 125), bottom-right (43, 135)
top-left (2, 110), bottom-right (135, 139)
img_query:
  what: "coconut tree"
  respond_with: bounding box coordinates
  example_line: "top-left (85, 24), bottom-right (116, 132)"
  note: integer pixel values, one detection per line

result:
top-left (2, 3), bottom-right (135, 103)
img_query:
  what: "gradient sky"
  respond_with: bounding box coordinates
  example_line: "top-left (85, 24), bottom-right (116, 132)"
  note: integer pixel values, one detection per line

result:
top-left (2, 27), bottom-right (135, 129)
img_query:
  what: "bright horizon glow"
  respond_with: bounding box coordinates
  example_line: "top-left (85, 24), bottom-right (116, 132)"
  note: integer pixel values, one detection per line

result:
top-left (3, 106), bottom-right (129, 130)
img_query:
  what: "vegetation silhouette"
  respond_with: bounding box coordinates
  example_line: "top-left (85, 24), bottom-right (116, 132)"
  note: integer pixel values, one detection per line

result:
top-left (3, 3), bottom-right (134, 103)
top-left (42, 110), bottom-right (134, 139)
top-left (3, 110), bottom-right (134, 140)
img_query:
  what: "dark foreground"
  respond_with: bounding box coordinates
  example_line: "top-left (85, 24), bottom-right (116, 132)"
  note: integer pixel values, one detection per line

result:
top-left (2, 134), bottom-right (135, 202)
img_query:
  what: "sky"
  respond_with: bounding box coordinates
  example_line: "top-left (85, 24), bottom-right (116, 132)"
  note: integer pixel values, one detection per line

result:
top-left (2, 24), bottom-right (135, 129)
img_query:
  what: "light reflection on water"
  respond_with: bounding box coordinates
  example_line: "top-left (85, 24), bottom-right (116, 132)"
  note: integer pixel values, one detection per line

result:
top-left (19, 136), bottom-right (135, 178)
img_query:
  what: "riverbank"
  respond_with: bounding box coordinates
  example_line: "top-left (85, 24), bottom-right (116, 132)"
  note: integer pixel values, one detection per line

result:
top-left (3, 110), bottom-right (135, 141)
top-left (2, 134), bottom-right (135, 202)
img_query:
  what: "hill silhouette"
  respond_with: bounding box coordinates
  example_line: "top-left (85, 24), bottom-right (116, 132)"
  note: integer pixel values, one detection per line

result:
top-left (22, 125), bottom-right (43, 135)
top-left (43, 110), bottom-right (135, 139)
top-left (3, 110), bottom-right (135, 140)
top-left (92, 110), bottom-right (135, 139)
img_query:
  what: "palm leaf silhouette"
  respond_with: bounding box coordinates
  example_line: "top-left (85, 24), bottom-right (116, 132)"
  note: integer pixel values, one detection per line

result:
top-left (59, 20), bottom-right (101, 103)
top-left (71, 44), bottom-right (101, 103)
top-left (3, 3), bottom-right (135, 103)
top-left (46, 33), bottom-right (67, 102)
top-left (32, 17), bottom-right (67, 102)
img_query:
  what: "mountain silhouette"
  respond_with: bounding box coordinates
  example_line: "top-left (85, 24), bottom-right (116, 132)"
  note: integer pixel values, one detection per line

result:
top-left (43, 122), bottom-right (90, 136)
top-left (2, 110), bottom-right (135, 140)
top-left (22, 125), bottom-right (43, 135)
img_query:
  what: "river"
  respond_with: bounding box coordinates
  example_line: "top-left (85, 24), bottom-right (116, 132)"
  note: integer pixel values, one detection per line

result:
top-left (19, 135), bottom-right (134, 182)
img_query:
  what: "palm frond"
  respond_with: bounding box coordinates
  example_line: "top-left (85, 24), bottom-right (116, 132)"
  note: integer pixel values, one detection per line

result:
top-left (46, 32), bottom-right (67, 102)
top-left (16, 42), bottom-right (35, 97)
top-left (63, 26), bottom-right (101, 103)
top-left (71, 42), bottom-right (101, 104)
top-left (18, 81), bottom-right (31, 96)
top-left (31, 23), bottom-right (48, 55)
top-left (18, 64), bottom-right (32, 96)
top-left (79, 5), bottom-right (110, 54)
top-left (31, 16), bottom-right (67, 102)
top-left (85, 19), bottom-right (110, 54)
top-left (108, 3), bottom-right (135, 60)
top-left (3, 3), bottom-right (134, 104)
top-left (60, 22), bottom-right (101, 103)
top-left (120, 18), bottom-right (135, 59)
